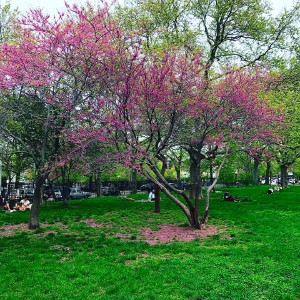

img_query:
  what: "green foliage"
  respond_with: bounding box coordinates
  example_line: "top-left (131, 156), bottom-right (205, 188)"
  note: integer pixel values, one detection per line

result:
top-left (0, 186), bottom-right (299, 299)
top-left (0, 1), bottom-right (19, 42)
top-left (267, 55), bottom-right (300, 169)
top-left (115, 0), bottom-right (198, 52)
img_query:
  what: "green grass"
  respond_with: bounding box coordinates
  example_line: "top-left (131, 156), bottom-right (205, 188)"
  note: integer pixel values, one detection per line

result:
top-left (0, 186), bottom-right (299, 299)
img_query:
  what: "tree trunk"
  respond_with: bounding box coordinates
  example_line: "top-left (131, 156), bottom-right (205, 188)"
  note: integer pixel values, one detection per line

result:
top-left (29, 173), bottom-right (47, 229)
top-left (161, 156), bottom-right (168, 177)
top-left (280, 165), bottom-right (288, 188)
top-left (265, 161), bottom-right (271, 185)
top-left (5, 176), bottom-right (12, 202)
top-left (202, 147), bottom-right (228, 226)
top-left (175, 166), bottom-right (181, 189)
top-left (209, 162), bottom-right (214, 185)
top-left (188, 150), bottom-right (202, 228)
top-left (130, 169), bottom-right (137, 194)
top-left (61, 166), bottom-right (68, 207)
top-left (253, 157), bottom-right (259, 185)
top-left (89, 176), bottom-right (93, 191)
top-left (95, 171), bottom-right (102, 196)
top-left (154, 185), bottom-right (160, 213)
top-left (189, 151), bottom-right (201, 201)
top-left (188, 206), bottom-right (201, 229)
top-left (49, 181), bottom-right (57, 201)
top-left (15, 171), bottom-right (21, 189)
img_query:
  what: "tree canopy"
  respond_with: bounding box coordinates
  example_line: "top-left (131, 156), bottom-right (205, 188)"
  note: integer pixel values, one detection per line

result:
top-left (0, 0), bottom-right (298, 228)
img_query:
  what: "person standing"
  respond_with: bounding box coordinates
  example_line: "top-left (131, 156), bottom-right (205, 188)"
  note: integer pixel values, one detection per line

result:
top-left (148, 189), bottom-right (155, 201)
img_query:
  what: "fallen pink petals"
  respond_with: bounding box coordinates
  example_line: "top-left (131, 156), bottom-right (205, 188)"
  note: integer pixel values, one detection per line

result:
top-left (140, 224), bottom-right (218, 245)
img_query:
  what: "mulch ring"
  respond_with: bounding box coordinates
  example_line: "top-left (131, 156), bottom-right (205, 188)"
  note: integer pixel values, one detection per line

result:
top-left (114, 223), bottom-right (219, 245)
top-left (139, 224), bottom-right (218, 245)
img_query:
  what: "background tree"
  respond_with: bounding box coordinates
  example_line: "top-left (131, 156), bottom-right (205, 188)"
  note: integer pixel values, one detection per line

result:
top-left (0, 1), bottom-right (18, 42)
top-left (270, 78), bottom-right (300, 186)
top-left (116, 0), bottom-right (196, 51)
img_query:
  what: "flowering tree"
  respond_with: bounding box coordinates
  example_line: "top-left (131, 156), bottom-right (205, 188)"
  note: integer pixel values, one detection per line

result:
top-left (73, 41), bottom-right (283, 228)
top-left (0, 2), bottom-right (121, 228)
top-left (0, 2), bottom-right (283, 229)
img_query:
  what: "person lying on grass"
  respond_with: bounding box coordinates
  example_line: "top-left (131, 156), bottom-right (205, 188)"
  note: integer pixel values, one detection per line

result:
top-left (223, 191), bottom-right (239, 202)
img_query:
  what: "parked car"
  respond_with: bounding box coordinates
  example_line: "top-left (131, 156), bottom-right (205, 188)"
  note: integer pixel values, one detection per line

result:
top-left (140, 183), bottom-right (155, 192)
top-left (20, 188), bottom-right (35, 201)
top-left (82, 190), bottom-right (91, 197)
top-left (101, 186), bottom-right (121, 196)
top-left (289, 178), bottom-right (296, 184)
top-left (69, 188), bottom-right (86, 199)
top-left (53, 187), bottom-right (62, 200)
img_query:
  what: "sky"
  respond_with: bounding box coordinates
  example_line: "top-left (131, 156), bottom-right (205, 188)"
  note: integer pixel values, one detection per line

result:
top-left (6, 0), bottom-right (297, 16)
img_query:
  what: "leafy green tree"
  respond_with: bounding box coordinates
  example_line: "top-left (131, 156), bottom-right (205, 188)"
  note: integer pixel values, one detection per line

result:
top-left (0, 140), bottom-right (32, 199)
top-left (0, 1), bottom-right (18, 42)
top-left (270, 76), bottom-right (300, 186)
top-left (116, 0), bottom-right (197, 51)
top-left (0, 92), bottom-right (68, 227)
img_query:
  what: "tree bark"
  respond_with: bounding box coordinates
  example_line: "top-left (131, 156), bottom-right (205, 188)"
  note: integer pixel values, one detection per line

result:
top-left (61, 166), bottom-right (68, 207)
top-left (253, 157), bottom-right (259, 185)
top-left (280, 165), bottom-right (288, 188)
top-left (15, 170), bottom-right (21, 189)
top-left (189, 150), bottom-right (201, 201)
top-left (130, 169), bottom-right (137, 194)
top-left (154, 185), bottom-right (160, 213)
top-left (29, 173), bottom-right (47, 229)
top-left (95, 171), bottom-right (102, 197)
top-left (202, 147), bottom-right (228, 225)
top-left (188, 149), bottom-right (202, 229)
top-left (5, 176), bottom-right (12, 202)
top-left (265, 161), bottom-right (271, 185)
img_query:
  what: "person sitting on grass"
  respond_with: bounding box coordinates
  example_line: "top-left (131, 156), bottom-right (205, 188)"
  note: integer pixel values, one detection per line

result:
top-left (19, 197), bottom-right (32, 211)
top-left (223, 191), bottom-right (239, 202)
top-left (3, 196), bottom-right (18, 212)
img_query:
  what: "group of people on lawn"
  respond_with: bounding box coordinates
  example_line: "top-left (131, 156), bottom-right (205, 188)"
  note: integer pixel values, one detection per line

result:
top-left (224, 184), bottom-right (282, 202)
top-left (1, 195), bottom-right (32, 213)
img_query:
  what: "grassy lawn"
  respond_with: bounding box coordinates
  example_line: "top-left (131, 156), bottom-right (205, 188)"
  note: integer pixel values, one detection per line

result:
top-left (0, 185), bottom-right (299, 300)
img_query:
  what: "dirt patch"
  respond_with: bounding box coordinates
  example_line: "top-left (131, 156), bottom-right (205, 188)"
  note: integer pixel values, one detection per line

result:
top-left (0, 222), bottom-right (68, 237)
top-left (140, 224), bottom-right (218, 245)
top-left (0, 220), bottom-right (219, 245)
top-left (80, 219), bottom-right (112, 228)
top-left (0, 223), bottom-right (30, 237)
